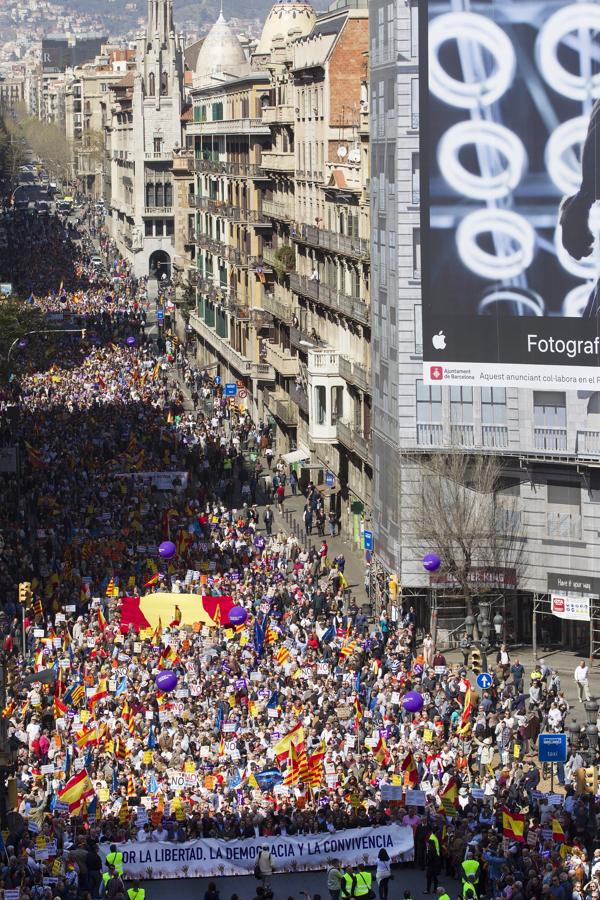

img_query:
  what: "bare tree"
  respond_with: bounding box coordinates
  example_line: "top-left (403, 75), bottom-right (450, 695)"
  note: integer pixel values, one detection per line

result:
top-left (407, 450), bottom-right (526, 617)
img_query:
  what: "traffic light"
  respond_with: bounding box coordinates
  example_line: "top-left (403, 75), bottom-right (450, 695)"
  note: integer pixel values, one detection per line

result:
top-left (574, 766), bottom-right (597, 794)
top-left (18, 582), bottom-right (31, 605)
top-left (470, 648), bottom-right (482, 675)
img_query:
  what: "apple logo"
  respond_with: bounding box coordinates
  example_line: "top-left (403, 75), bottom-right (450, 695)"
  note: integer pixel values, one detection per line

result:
top-left (432, 330), bottom-right (446, 350)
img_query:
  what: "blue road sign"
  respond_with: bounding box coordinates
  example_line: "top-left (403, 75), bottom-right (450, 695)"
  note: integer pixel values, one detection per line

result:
top-left (476, 672), bottom-right (493, 690)
top-left (538, 733), bottom-right (567, 763)
top-left (363, 530), bottom-right (374, 551)
top-left (214, 376), bottom-right (221, 386)
top-left (156, 309), bottom-right (164, 322)
top-left (225, 383), bottom-right (237, 397)
top-left (325, 472), bottom-right (334, 487)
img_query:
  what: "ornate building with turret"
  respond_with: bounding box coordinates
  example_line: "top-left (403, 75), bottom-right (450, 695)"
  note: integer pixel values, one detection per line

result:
top-left (103, 0), bottom-right (185, 278)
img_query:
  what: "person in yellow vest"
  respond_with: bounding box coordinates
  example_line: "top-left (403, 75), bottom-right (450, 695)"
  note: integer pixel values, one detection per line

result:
top-left (127, 879), bottom-right (145, 900)
top-left (105, 844), bottom-right (124, 876)
top-left (460, 854), bottom-right (480, 889)
top-left (353, 867), bottom-right (373, 899)
top-left (342, 866), bottom-right (356, 899)
top-left (462, 877), bottom-right (478, 900)
top-left (437, 887), bottom-right (452, 900)
top-left (425, 831), bottom-right (442, 894)
top-left (530, 664), bottom-right (542, 682)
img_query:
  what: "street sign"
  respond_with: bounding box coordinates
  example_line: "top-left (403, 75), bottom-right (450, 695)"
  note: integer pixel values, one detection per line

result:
top-left (239, 388), bottom-right (248, 399)
top-left (214, 376), bottom-right (221, 386)
top-left (538, 733), bottom-right (567, 763)
top-left (156, 309), bottom-right (164, 321)
top-left (325, 472), bottom-right (334, 487)
top-left (225, 383), bottom-right (237, 397)
top-left (0, 283), bottom-right (13, 296)
top-left (476, 672), bottom-right (493, 690)
top-left (363, 530), bottom-right (373, 552)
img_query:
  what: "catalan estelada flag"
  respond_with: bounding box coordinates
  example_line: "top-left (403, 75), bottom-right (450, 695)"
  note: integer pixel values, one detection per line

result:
top-left (502, 807), bottom-right (525, 843)
top-left (552, 818), bottom-right (566, 842)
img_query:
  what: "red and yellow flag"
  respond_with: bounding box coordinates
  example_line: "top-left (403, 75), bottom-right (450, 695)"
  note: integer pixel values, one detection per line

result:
top-left (552, 818), bottom-right (565, 843)
top-left (401, 751), bottom-right (419, 786)
top-left (502, 807), bottom-right (525, 843)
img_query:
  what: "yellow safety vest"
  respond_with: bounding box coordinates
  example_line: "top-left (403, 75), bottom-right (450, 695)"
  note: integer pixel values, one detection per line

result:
top-left (343, 874), bottom-right (355, 897)
top-left (463, 882), bottom-right (478, 900)
top-left (128, 890), bottom-right (145, 900)
top-left (354, 872), bottom-right (373, 897)
top-left (428, 833), bottom-right (440, 855)
top-left (440, 894), bottom-right (451, 900)
top-left (106, 851), bottom-right (124, 875)
top-left (461, 860), bottom-right (480, 883)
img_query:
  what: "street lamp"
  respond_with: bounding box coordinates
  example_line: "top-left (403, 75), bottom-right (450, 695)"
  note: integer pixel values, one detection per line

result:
top-left (567, 718), bottom-right (581, 753)
top-left (465, 615), bottom-right (475, 641)
top-left (493, 611), bottom-right (504, 644)
top-left (478, 599), bottom-right (491, 649)
top-left (584, 697), bottom-right (599, 726)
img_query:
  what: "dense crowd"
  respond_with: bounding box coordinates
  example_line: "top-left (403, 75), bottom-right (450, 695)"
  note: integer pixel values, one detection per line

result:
top-left (0, 212), bottom-right (597, 900)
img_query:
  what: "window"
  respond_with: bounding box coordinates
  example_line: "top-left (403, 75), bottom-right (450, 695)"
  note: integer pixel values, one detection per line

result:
top-left (416, 380), bottom-right (442, 445)
top-left (450, 386), bottom-right (473, 423)
top-left (164, 182), bottom-right (173, 207)
top-left (481, 387), bottom-right (507, 424)
top-left (410, 78), bottom-right (419, 129)
top-left (547, 482), bottom-right (582, 540)
top-left (411, 152), bottom-right (420, 205)
top-left (412, 228), bottom-right (421, 277)
top-left (148, 72), bottom-right (155, 97)
top-left (410, 3), bottom-right (418, 57)
top-left (145, 183), bottom-right (154, 207)
top-left (155, 183), bottom-right (164, 207)
top-left (160, 71), bottom-right (168, 96)
top-left (155, 219), bottom-right (164, 236)
top-left (153, 137), bottom-right (162, 154)
top-left (331, 386), bottom-right (343, 425)
top-left (144, 220), bottom-right (153, 237)
top-left (315, 385), bottom-right (326, 425)
top-left (534, 391), bottom-right (566, 428)
top-left (165, 219), bottom-right (174, 236)
top-left (414, 304), bottom-right (422, 355)
top-left (212, 102), bottom-right (223, 121)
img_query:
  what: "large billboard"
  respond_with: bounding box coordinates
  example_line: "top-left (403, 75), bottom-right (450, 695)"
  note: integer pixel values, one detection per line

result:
top-left (422, 0), bottom-right (600, 389)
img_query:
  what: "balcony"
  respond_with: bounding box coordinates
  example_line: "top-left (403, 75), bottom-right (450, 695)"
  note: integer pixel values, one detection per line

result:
top-left (337, 420), bottom-right (372, 466)
top-left (290, 324), bottom-right (321, 350)
top-left (189, 311), bottom-right (253, 376)
top-left (264, 390), bottom-right (298, 426)
top-left (262, 293), bottom-right (294, 322)
top-left (263, 342), bottom-right (300, 377)
top-left (248, 256), bottom-right (274, 272)
top-left (144, 150), bottom-right (172, 162)
top-left (289, 273), bottom-right (370, 326)
top-left (534, 426), bottom-right (568, 453)
top-left (292, 222), bottom-right (370, 260)
top-left (339, 356), bottom-right (371, 394)
top-left (260, 151), bottom-right (295, 173)
top-left (262, 199), bottom-right (292, 222)
top-left (190, 118), bottom-right (270, 136)
top-left (290, 381), bottom-right (308, 416)
top-left (482, 424), bottom-right (509, 449)
top-left (262, 105), bottom-right (295, 124)
top-left (193, 159), bottom-right (263, 177)
top-left (416, 423), bottom-right (443, 446)
top-left (172, 151), bottom-right (194, 174)
top-left (144, 206), bottom-right (173, 215)
top-left (577, 430), bottom-right (600, 455)
top-left (252, 362), bottom-right (276, 381)
top-left (450, 423), bottom-right (475, 446)
top-left (195, 234), bottom-right (248, 266)
top-left (307, 348), bottom-right (340, 376)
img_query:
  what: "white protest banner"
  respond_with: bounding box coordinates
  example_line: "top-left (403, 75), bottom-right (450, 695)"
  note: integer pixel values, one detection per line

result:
top-left (114, 471), bottom-right (189, 491)
top-left (101, 824), bottom-right (414, 879)
top-left (405, 789), bottom-right (427, 806)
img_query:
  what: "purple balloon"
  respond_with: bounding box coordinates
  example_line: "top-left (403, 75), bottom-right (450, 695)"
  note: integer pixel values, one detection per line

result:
top-left (158, 540), bottom-right (177, 560)
top-left (228, 606), bottom-right (248, 627)
top-left (155, 670), bottom-right (178, 692)
top-left (126, 336), bottom-right (136, 347)
top-left (422, 553), bottom-right (441, 572)
top-left (402, 690), bottom-right (424, 713)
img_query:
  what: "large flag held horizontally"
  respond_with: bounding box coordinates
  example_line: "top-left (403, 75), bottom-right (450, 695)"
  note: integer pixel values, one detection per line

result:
top-left (58, 770), bottom-right (95, 815)
top-left (502, 807), bottom-right (525, 843)
top-left (274, 724), bottom-right (305, 763)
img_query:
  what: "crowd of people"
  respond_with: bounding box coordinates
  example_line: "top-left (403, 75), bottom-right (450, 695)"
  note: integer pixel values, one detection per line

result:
top-left (0, 211), bottom-right (596, 900)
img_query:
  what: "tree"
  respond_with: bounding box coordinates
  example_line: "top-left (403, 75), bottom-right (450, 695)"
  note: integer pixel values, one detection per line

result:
top-left (407, 450), bottom-right (526, 617)
top-left (0, 299), bottom-right (46, 379)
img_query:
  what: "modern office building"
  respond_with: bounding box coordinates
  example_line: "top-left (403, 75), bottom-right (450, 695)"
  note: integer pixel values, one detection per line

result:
top-left (369, 0), bottom-right (600, 655)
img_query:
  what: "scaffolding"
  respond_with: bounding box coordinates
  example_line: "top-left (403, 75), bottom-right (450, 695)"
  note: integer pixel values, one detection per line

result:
top-left (532, 593), bottom-right (600, 663)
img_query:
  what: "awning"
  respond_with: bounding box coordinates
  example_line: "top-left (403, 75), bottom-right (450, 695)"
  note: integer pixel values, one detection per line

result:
top-left (282, 448), bottom-right (310, 464)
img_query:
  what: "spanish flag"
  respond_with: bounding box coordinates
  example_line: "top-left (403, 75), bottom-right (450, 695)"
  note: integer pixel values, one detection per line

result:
top-left (373, 734), bottom-right (390, 766)
top-left (552, 819), bottom-right (566, 843)
top-left (144, 573), bottom-right (159, 589)
top-left (460, 681), bottom-right (473, 728)
top-left (53, 697), bottom-right (68, 719)
top-left (502, 807), bottom-right (525, 843)
top-left (274, 724), bottom-right (305, 763)
top-left (401, 751), bottom-right (419, 786)
top-left (440, 776), bottom-right (458, 816)
top-left (58, 770), bottom-right (95, 814)
top-left (75, 726), bottom-right (98, 750)
top-left (97, 607), bottom-right (108, 631)
top-left (354, 695), bottom-right (363, 728)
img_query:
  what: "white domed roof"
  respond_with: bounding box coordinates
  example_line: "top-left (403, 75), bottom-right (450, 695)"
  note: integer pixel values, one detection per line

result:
top-left (256, 0), bottom-right (316, 55)
top-left (195, 13), bottom-right (249, 85)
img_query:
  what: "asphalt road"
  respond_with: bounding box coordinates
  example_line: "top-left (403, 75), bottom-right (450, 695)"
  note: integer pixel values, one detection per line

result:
top-left (140, 864), bottom-right (457, 900)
